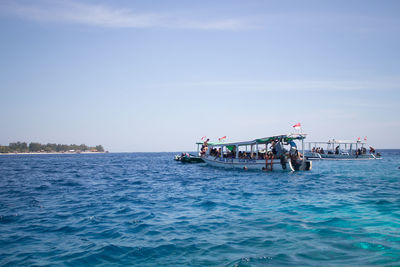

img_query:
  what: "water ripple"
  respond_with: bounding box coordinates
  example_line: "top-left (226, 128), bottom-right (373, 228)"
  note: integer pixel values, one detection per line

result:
top-left (0, 151), bottom-right (399, 265)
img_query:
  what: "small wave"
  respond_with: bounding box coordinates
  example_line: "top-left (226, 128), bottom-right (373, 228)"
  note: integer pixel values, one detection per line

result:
top-left (145, 230), bottom-right (161, 236)
top-left (129, 244), bottom-right (184, 258)
top-left (52, 225), bottom-right (81, 234)
top-left (355, 241), bottom-right (388, 251)
top-left (236, 237), bottom-right (272, 248)
top-left (35, 184), bottom-right (50, 191)
top-left (54, 212), bottom-right (71, 219)
top-left (129, 223), bottom-right (151, 234)
top-left (115, 207), bottom-right (132, 214)
top-left (375, 199), bottom-right (393, 205)
top-left (0, 214), bottom-right (20, 224)
top-left (198, 200), bottom-right (217, 210)
top-left (43, 169), bottom-right (59, 174)
top-left (296, 250), bottom-right (350, 262)
top-left (241, 192), bottom-right (254, 198)
top-left (97, 228), bottom-right (122, 239)
top-left (230, 255), bottom-right (273, 267)
top-left (1, 235), bottom-right (38, 246)
top-left (59, 180), bottom-right (82, 187)
top-left (64, 244), bottom-right (130, 265)
top-left (310, 217), bottom-right (353, 228)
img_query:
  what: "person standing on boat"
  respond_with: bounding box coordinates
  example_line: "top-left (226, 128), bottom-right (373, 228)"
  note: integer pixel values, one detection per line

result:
top-left (272, 140), bottom-right (284, 157)
top-left (271, 141), bottom-right (277, 155)
top-left (265, 151), bottom-right (274, 171)
top-left (200, 139), bottom-right (209, 156)
top-left (231, 145), bottom-right (237, 158)
top-left (288, 140), bottom-right (298, 153)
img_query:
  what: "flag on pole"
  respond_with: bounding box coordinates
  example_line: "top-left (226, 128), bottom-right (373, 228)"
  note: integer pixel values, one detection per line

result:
top-left (201, 136), bottom-right (207, 141)
top-left (292, 123), bottom-right (301, 131)
top-left (364, 136), bottom-right (367, 141)
top-left (357, 137), bottom-right (361, 141)
top-left (218, 136), bottom-right (226, 142)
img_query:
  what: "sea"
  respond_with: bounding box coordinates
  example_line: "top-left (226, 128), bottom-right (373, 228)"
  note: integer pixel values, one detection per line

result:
top-left (0, 150), bottom-right (399, 266)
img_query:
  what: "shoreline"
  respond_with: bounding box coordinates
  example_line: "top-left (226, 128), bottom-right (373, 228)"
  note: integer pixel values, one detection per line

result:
top-left (0, 152), bottom-right (106, 155)
top-left (1, 149), bottom-right (398, 155)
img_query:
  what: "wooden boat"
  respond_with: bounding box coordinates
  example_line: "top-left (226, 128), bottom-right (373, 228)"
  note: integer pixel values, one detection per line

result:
top-left (197, 134), bottom-right (312, 171)
top-left (305, 139), bottom-right (381, 160)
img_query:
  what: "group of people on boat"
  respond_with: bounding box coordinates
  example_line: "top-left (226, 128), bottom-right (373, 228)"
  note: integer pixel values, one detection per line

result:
top-left (355, 147), bottom-right (367, 155)
top-left (195, 135), bottom-right (314, 171)
top-left (263, 142), bottom-right (304, 171)
top-left (311, 146), bottom-right (377, 156)
top-left (209, 147), bottom-right (221, 157)
top-left (311, 147), bottom-right (326, 154)
top-left (202, 138), bottom-right (303, 163)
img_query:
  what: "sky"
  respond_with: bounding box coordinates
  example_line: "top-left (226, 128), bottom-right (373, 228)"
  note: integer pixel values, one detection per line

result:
top-left (0, 0), bottom-right (399, 151)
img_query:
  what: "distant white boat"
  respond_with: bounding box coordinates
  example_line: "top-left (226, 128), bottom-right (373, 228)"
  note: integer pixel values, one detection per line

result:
top-left (305, 139), bottom-right (381, 160)
top-left (197, 134), bottom-right (312, 171)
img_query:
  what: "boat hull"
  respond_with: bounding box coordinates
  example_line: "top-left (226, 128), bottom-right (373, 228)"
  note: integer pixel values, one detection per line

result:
top-left (305, 152), bottom-right (379, 160)
top-left (181, 156), bottom-right (205, 163)
top-left (174, 154), bottom-right (205, 163)
top-left (202, 156), bottom-right (312, 171)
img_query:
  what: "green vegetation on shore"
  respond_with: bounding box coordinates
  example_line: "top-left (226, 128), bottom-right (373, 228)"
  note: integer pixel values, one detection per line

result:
top-left (0, 142), bottom-right (105, 153)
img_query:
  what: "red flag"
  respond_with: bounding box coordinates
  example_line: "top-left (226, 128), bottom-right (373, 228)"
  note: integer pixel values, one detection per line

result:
top-left (357, 137), bottom-right (361, 141)
top-left (201, 136), bottom-right (207, 141)
top-left (293, 123), bottom-right (301, 129)
top-left (218, 136), bottom-right (226, 142)
top-left (364, 136), bottom-right (367, 141)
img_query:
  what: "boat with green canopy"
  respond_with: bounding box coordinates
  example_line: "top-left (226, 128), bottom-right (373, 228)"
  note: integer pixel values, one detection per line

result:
top-left (196, 134), bottom-right (312, 171)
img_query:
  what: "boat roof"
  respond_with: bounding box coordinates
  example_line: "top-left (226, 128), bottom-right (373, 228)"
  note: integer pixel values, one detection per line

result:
top-left (306, 140), bottom-right (367, 145)
top-left (197, 133), bottom-right (306, 146)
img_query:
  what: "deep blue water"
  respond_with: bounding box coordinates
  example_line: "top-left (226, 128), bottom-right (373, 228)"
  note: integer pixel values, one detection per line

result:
top-left (1, 151), bottom-right (400, 266)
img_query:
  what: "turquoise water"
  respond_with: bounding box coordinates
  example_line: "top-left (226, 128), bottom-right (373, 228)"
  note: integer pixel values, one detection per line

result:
top-left (0, 151), bottom-right (399, 266)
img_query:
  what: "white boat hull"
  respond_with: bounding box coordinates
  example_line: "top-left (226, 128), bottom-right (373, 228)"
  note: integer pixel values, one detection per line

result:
top-left (202, 156), bottom-right (312, 171)
top-left (305, 152), bottom-right (378, 160)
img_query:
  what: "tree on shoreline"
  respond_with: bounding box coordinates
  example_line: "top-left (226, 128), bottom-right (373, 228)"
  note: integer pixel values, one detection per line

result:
top-left (0, 142), bottom-right (105, 153)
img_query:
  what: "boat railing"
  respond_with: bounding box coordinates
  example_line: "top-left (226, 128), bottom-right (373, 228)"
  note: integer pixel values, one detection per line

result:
top-left (305, 152), bottom-right (322, 159)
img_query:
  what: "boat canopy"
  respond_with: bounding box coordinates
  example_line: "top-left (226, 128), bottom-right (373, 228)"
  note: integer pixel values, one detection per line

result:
top-left (196, 134), bottom-right (306, 147)
top-left (255, 134), bottom-right (306, 144)
top-left (306, 140), bottom-right (367, 145)
top-left (196, 140), bottom-right (256, 146)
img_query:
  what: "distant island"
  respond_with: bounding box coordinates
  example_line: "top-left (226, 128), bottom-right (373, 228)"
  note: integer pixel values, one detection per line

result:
top-left (0, 142), bottom-right (105, 154)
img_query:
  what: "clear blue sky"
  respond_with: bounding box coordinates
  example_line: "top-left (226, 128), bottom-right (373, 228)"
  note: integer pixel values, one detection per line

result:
top-left (1, 0), bottom-right (399, 151)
